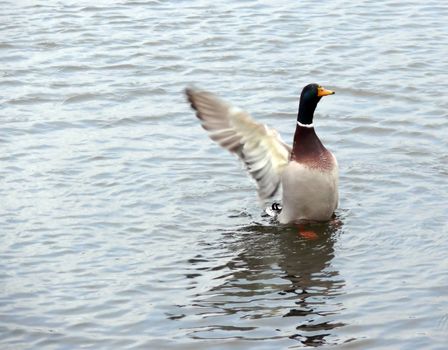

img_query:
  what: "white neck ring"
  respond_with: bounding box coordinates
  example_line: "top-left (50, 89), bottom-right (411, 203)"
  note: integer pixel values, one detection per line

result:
top-left (297, 121), bottom-right (314, 128)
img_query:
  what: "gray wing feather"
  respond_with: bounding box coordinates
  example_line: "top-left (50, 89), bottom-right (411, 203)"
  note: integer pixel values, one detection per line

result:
top-left (186, 87), bottom-right (291, 199)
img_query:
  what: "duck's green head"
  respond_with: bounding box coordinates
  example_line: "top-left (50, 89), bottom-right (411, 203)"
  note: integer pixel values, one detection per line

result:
top-left (298, 83), bottom-right (335, 125)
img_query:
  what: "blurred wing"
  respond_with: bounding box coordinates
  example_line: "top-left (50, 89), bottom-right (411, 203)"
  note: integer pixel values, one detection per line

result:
top-left (185, 87), bottom-right (291, 199)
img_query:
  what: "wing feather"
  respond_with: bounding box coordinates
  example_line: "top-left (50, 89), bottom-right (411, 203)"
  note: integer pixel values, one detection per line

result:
top-left (186, 87), bottom-right (291, 199)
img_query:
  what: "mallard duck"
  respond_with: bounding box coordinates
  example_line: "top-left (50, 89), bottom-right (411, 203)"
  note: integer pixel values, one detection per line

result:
top-left (185, 84), bottom-right (338, 224)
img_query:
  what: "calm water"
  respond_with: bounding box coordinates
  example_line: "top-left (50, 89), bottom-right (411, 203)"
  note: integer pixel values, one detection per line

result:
top-left (1, 1), bottom-right (448, 349)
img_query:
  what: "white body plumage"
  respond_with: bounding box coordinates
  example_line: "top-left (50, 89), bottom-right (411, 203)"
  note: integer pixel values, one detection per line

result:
top-left (279, 158), bottom-right (338, 223)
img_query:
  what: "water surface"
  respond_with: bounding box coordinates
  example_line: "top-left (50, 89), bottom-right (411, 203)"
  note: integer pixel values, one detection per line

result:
top-left (1, 1), bottom-right (447, 349)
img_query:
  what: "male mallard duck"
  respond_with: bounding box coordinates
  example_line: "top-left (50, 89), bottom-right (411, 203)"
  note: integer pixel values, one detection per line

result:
top-left (185, 84), bottom-right (338, 224)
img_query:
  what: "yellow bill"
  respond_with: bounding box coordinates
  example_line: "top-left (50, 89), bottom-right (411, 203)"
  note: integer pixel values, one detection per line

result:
top-left (317, 86), bottom-right (335, 97)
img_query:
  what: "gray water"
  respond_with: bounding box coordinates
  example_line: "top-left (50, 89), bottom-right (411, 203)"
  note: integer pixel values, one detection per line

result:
top-left (1, 1), bottom-right (448, 349)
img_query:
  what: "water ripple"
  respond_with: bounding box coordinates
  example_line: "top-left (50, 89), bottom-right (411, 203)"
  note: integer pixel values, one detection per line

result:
top-left (1, 1), bottom-right (448, 349)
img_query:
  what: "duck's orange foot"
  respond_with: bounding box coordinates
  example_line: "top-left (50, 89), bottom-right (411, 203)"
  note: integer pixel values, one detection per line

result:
top-left (298, 229), bottom-right (319, 240)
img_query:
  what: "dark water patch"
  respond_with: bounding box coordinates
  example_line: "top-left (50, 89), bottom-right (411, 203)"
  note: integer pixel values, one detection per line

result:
top-left (5, 95), bottom-right (59, 105)
top-left (62, 92), bottom-right (121, 104)
top-left (56, 64), bottom-right (92, 72)
top-left (0, 43), bottom-right (16, 49)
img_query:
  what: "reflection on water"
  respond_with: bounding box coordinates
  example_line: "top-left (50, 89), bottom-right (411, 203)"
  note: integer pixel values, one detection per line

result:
top-left (182, 220), bottom-right (346, 347)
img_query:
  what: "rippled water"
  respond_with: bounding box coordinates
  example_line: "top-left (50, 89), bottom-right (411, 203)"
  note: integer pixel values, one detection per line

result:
top-left (1, 1), bottom-right (448, 349)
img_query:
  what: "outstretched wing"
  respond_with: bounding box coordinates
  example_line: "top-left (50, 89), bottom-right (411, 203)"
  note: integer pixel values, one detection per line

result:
top-left (185, 87), bottom-right (291, 199)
